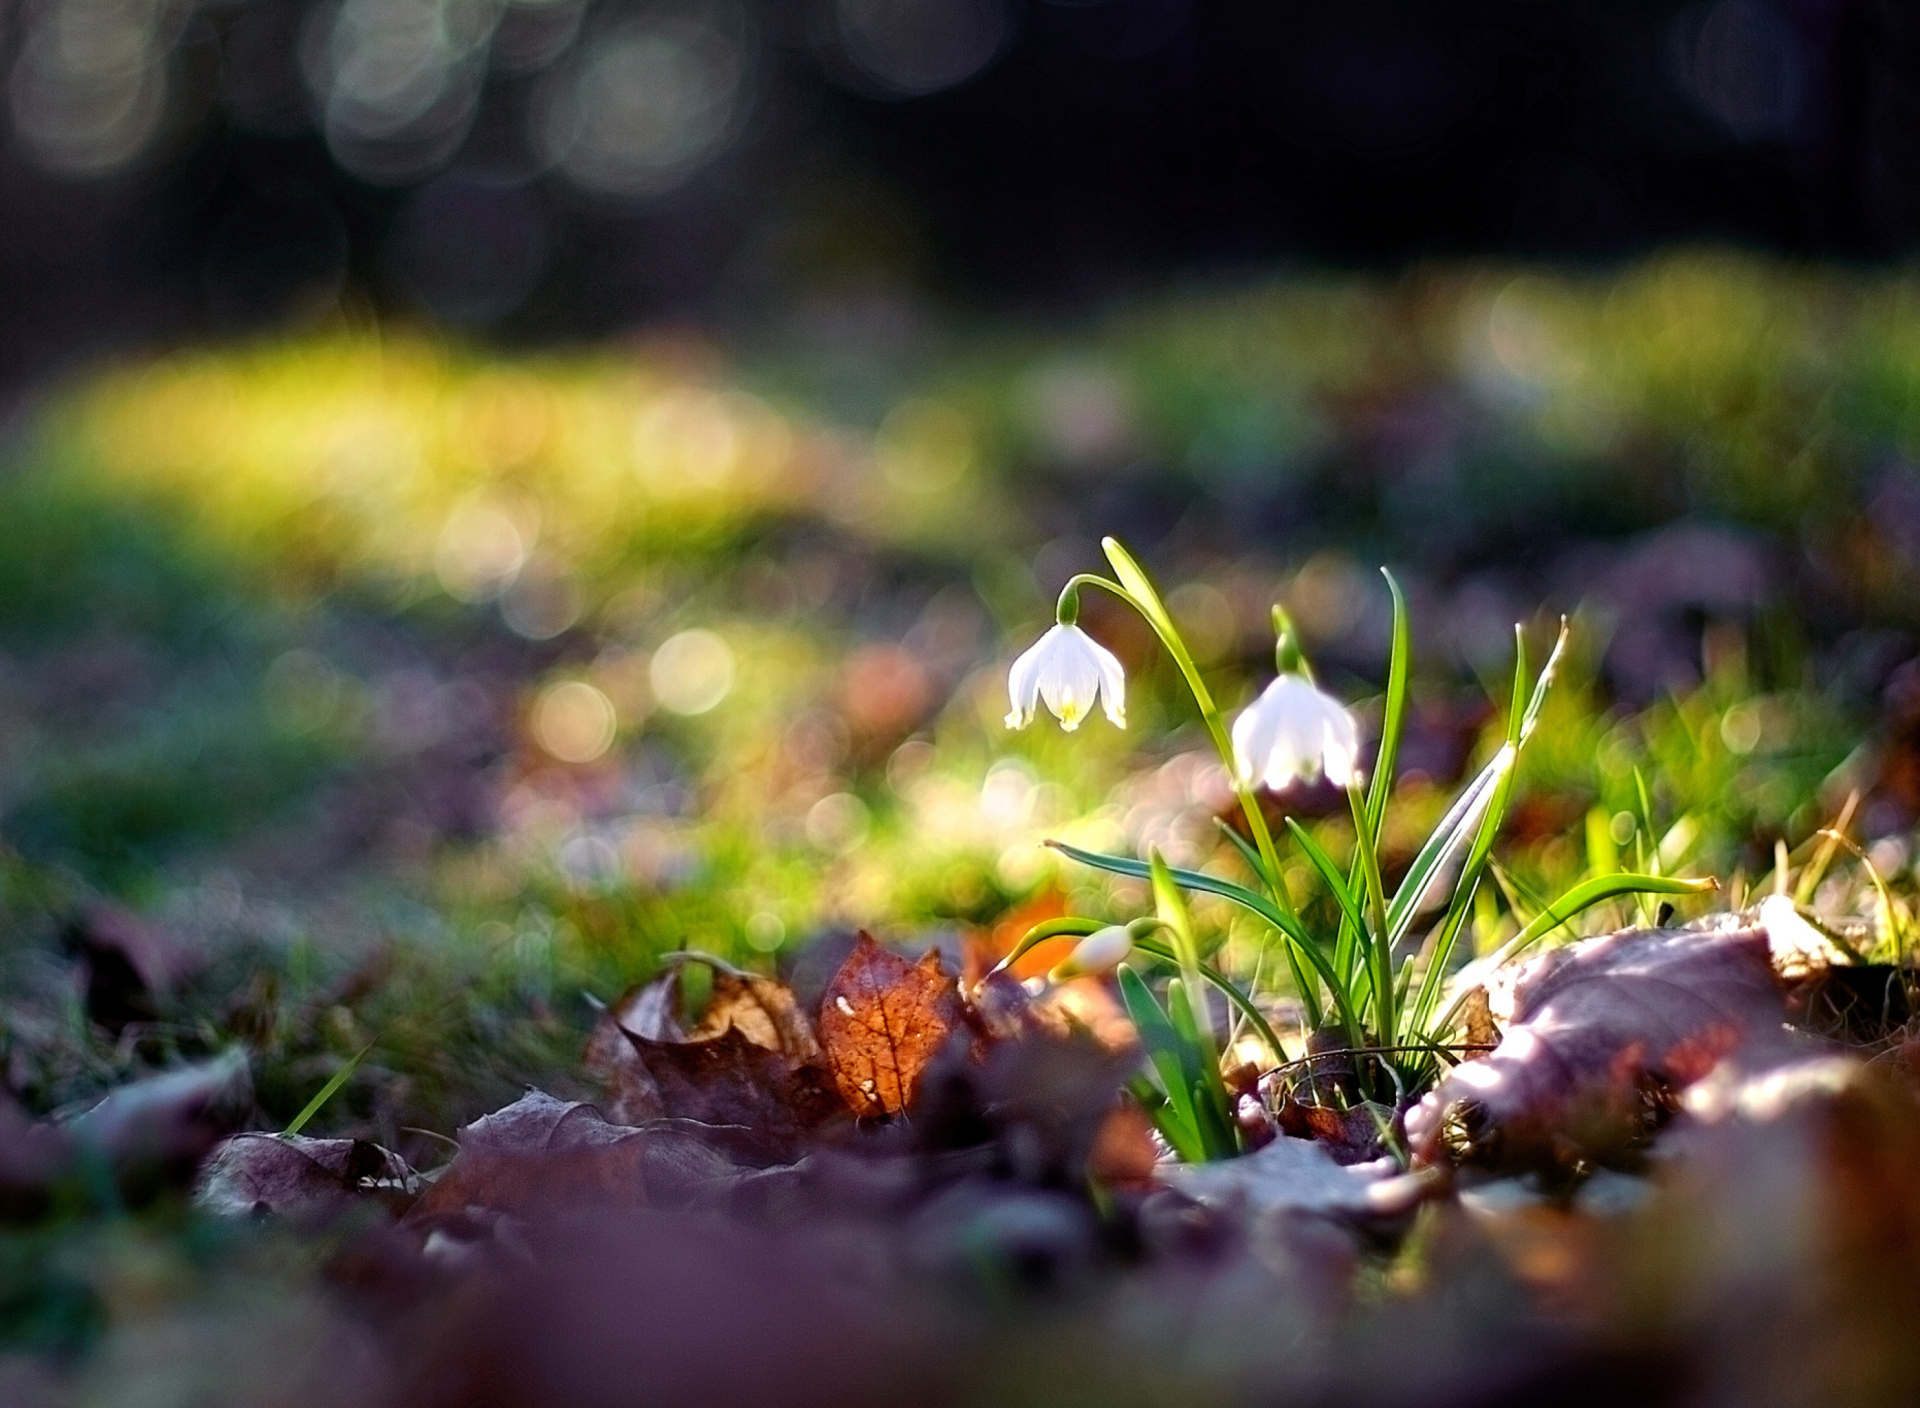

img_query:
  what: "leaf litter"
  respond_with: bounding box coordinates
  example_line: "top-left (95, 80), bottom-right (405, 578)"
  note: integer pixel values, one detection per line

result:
top-left (4, 914), bottom-right (1919, 1407)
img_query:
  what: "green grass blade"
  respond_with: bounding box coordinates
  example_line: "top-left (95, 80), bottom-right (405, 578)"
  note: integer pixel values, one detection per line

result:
top-left (1366, 568), bottom-right (1411, 840)
top-left (1165, 976), bottom-right (1235, 1158)
top-left (1214, 816), bottom-right (1268, 882)
top-left (1401, 621), bottom-right (1570, 1042)
top-left (282, 1040), bottom-right (373, 1138)
top-left (1118, 966), bottom-right (1204, 1159)
top-left (1049, 841), bottom-right (1365, 1044)
top-left (1100, 536), bottom-right (1184, 645)
top-left (1499, 872), bottom-right (1715, 964)
top-left (1218, 814), bottom-right (1321, 1026)
top-left (1517, 618), bottom-right (1570, 741)
top-left (1048, 841), bottom-right (1290, 937)
top-left (1284, 818), bottom-right (1369, 945)
top-left (1382, 745), bottom-right (1513, 943)
top-left (1133, 938), bottom-right (1287, 1065)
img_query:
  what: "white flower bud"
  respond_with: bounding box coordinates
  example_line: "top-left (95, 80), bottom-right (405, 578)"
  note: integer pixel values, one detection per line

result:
top-left (1049, 924), bottom-right (1135, 981)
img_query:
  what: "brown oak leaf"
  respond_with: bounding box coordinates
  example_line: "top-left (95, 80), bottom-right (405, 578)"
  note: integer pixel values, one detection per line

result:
top-left (818, 932), bottom-right (962, 1117)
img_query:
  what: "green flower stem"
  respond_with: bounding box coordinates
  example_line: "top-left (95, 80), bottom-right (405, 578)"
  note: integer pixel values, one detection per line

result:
top-left (1346, 783), bottom-right (1394, 1047)
top-left (1062, 567), bottom-right (1321, 1026)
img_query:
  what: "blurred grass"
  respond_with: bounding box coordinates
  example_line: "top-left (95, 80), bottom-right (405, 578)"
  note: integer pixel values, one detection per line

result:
top-left (0, 249), bottom-right (1916, 1151)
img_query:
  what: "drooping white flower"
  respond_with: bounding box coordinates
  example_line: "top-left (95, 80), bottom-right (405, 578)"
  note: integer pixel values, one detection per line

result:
top-left (1005, 624), bottom-right (1126, 732)
top-left (1230, 673), bottom-right (1361, 790)
top-left (1048, 924), bottom-right (1135, 981)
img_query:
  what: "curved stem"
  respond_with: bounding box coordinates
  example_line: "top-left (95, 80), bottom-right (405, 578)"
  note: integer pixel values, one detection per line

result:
top-left (1066, 568), bottom-right (1319, 1025)
top-left (1062, 571), bottom-right (1297, 920)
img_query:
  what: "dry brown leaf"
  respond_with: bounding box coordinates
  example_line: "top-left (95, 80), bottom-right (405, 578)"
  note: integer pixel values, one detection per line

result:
top-left (1407, 922), bottom-right (1797, 1172)
top-left (1086, 1102), bottom-right (1158, 1188)
top-left (1160, 1134), bottom-right (1430, 1222)
top-left (682, 966), bottom-right (825, 1068)
top-left (407, 1090), bottom-right (748, 1223)
top-left (581, 974), bottom-right (681, 1124)
top-left (1274, 1098), bottom-right (1395, 1165)
top-left (818, 932), bottom-right (963, 1118)
top-left (1459, 984), bottom-right (1502, 1054)
top-left (196, 1133), bottom-right (414, 1218)
top-left (582, 967), bottom-right (841, 1157)
top-left (619, 1028), bottom-right (842, 1161)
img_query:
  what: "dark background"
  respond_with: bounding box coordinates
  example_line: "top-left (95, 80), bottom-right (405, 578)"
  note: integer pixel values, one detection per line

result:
top-left (3, 0), bottom-right (1916, 389)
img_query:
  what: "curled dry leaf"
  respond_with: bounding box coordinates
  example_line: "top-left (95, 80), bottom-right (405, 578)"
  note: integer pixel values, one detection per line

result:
top-left (582, 967), bottom-right (841, 1158)
top-left (582, 974), bottom-right (682, 1124)
top-left (197, 1133), bottom-right (415, 1218)
top-left (818, 933), bottom-right (964, 1118)
top-left (681, 963), bottom-right (825, 1068)
top-left (1407, 923), bottom-right (1797, 1173)
top-left (617, 1029), bottom-right (842, 1162)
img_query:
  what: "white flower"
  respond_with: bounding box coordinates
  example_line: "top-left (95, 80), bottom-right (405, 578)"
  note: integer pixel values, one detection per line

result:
top-left (1005, 624), bottom-right (1126, 732)
top-left (1230, 674), bottom-right (1361, 790)
top-left (1048, 925), bottom-right (1135, 981)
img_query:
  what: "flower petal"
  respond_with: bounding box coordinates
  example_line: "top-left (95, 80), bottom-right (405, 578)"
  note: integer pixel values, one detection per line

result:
top-left (1004, 625), bottom-right (1058, 729)
top-left (1090, 635), bottom-right (1127, 728)
top-left (1233, 673), bottom-right (1361, 792)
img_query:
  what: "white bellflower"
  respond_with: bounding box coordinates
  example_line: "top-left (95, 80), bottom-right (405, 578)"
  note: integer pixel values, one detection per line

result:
top-left (1005, 624), bottom-right (1126, 732)
top-left (1230, 674), bottom-right (1361, 791)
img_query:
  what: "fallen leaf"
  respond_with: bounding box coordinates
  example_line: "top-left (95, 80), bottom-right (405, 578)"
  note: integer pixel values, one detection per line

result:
top-left (1459, 984), bottom-right (1502, 1053)
top-left (68, 1048), bottom-right (254, 1194)
top-left (1273, 1098), bottom-right (1395, 1165)
top-left (583, 968), bottom-right (841, 1157)
top-left (1407, 922), bottom-right (1797, 1172)
top-left (1087, 1102), bottom-right (1159, 1187)
top-left (197, 1133), bottom-right (415, 1218)
top-left (681, 963), bottom-right (824, 1068)
top-left (817, 933), bottom-right (963, 1118)
top-left (1159, 1134), bottom-right (1431, 1221)
top-left (582, 974), bottom-right (680, 1124)
top-left (407, 1090), bottom-right (750, 1224)
top-left (0, 1052), bottom-right (253, 1217)
top-left (618, 1028), bottom-right (842, 1161)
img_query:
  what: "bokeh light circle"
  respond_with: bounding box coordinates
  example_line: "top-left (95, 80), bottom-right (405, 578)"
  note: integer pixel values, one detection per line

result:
top-left (649, 629), bottom-right (735, 715)
top-left (834, 0), bottom-right (1008, 98)
top-left (536, 12), bottom-right (746, 197)
top-left (10, 0), bottom-right (170, 176)
top-left (533, 679), bottom-right (617, 762)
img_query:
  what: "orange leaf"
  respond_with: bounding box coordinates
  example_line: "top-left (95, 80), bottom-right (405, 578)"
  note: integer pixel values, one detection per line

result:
top-left (817, 932), bottom-right (962, 1117)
